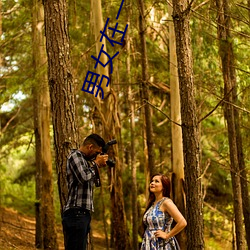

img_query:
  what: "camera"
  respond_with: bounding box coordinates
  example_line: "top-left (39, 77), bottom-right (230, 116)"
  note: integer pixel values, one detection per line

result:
top-left (93, 139), bottom-right (117, 187)
top-left (101, 139), bottom-right (117, 168)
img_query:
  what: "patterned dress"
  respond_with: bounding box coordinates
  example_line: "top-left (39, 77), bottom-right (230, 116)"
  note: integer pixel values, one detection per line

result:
top-left (141, 198), bottom-right (180, 250)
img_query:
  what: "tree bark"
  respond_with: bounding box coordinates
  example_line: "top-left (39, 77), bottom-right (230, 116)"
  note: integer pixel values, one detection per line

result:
top-left (32, 1), bottom-right (58, 249)
top-left (43, 0), bottom-right (78, 210)
top-left (235, 112), bottom-right (250, 249)
top-left (216, 0), bottom-right (247, 248)
top-left (100, 185), bottom-right (109, 250)
top-left (91, 0), bottom-right (109, 82)
top-left (138, 0), bottom-right (155, 178)
top-left (172, 0), bottom-right (204, 249)
top-left (90, 1), bottom-right (130, 249)
top-left (168, 3), bottom-right (186, 250)
top-left (126, 1), bottom-right (138, 249)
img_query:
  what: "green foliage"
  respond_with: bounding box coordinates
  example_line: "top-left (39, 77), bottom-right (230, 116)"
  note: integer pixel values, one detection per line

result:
top-left (1, 0), bottom-right (250, 248)
top-left (0, 139), bottom-right (35, 215)
top-left (204, 206), bottom-right (233, 249)
top-left (13, 163), bottom-right (36, 184)
top-left (205, 238), bottom-right (231, 250)
top-left (2, 180), bottom-right (36, 216)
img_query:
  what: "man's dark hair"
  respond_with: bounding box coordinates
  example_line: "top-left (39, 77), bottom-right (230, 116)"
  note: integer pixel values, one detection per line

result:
top-left (83, 134), bottom-right (105, 148)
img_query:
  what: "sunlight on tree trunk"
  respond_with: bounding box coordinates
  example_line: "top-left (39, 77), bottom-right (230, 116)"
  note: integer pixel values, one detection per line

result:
top-left (168, 3), bottom-right (187, 249)
top-left (32, 0), bottom-right (58, 249)
top-left (90, 1), bottom-right (130, 249)
top-left (90, 0), bottom-right (109, 86)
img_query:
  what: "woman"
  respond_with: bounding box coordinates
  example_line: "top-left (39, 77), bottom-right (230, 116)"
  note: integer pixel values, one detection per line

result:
top-left (141, 173), bottom-right (187, 250)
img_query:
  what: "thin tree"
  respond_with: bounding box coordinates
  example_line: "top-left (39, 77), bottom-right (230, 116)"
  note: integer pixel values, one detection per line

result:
top-left (32, 0), bottom-right (58, 249)
top-left (90, 0), bottom-right (130, 249)
top-left (90, 2), bottom-right (110, 248)
top-left (126, 0), bottom-right (138, 249)
top-left (137, 0), bottom-right (155, 179)
top-left (216, 0), bottom-right (247, 248)
top-left (172, 0), bottom-right (204, 249)
top-left (43, 0), bottom-right (78, 211)
top-left (168, 3), bottom-right (186, 249)
top-left (235, 113), bottom-right (250, 248)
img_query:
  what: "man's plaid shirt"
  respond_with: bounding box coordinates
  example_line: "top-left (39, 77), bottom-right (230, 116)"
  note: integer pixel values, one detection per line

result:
top-left (64, 149), bottom-right (96, 212)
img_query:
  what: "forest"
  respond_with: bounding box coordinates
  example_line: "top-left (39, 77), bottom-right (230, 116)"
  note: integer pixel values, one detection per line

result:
top-left (0, 0), bottom-right (249, 249)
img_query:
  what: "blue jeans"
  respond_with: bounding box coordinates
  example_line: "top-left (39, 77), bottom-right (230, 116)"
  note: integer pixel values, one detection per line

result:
top-left (62, 208), bottom-right (91, 250)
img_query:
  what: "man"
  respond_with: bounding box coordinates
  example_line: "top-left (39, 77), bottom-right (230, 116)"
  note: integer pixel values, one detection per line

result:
top-left (62, 134), bottom-right (108, 250)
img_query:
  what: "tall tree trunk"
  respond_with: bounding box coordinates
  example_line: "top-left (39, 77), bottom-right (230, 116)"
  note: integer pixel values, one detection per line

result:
top-left (126, 1), bottom-right (138, 249)
top-left (216, 0), bottom-right (246, 248)
top-left (168, 3), bottom-right (186, 250)
top-left (90, 3), bottom-right (111, 248)
top-left (91, 0), bottom-right (109, 82)
top-left (138, 0), bottom-right (155, 178)
top-left (235, 114), bottom-right (250, 248)
top-left (233, 3), bottom-right (250, 245)
top-left (91, 1), bottom-right (129, 249)
top-left (100, 185), bottom-right (109, 250)
top-left (108, 137), bottom-right (130, 250)
top-left (43, 0), bottom-right (78, 211)
top-left (32, 1), bottom-right (58, 249)
top-left (172, 1), bottom-right (204, 249)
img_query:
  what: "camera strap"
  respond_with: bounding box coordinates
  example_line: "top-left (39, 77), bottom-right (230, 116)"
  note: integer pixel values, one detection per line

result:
top-left (91, 162), bottom-right (101, 187)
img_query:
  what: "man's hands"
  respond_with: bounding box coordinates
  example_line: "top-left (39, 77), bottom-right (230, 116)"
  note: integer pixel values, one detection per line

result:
top-left (94, 154), bottom-right (108, 167)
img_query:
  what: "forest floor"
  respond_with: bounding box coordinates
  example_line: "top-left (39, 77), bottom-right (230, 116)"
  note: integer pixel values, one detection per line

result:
top-left (0, 207), bottom-right (108, 250)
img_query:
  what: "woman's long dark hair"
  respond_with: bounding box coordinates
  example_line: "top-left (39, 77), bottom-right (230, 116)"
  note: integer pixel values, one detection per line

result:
top-left (142, 173), bottom-right (171, 233)
top-left (145, 173), bottom-right (171, 212)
